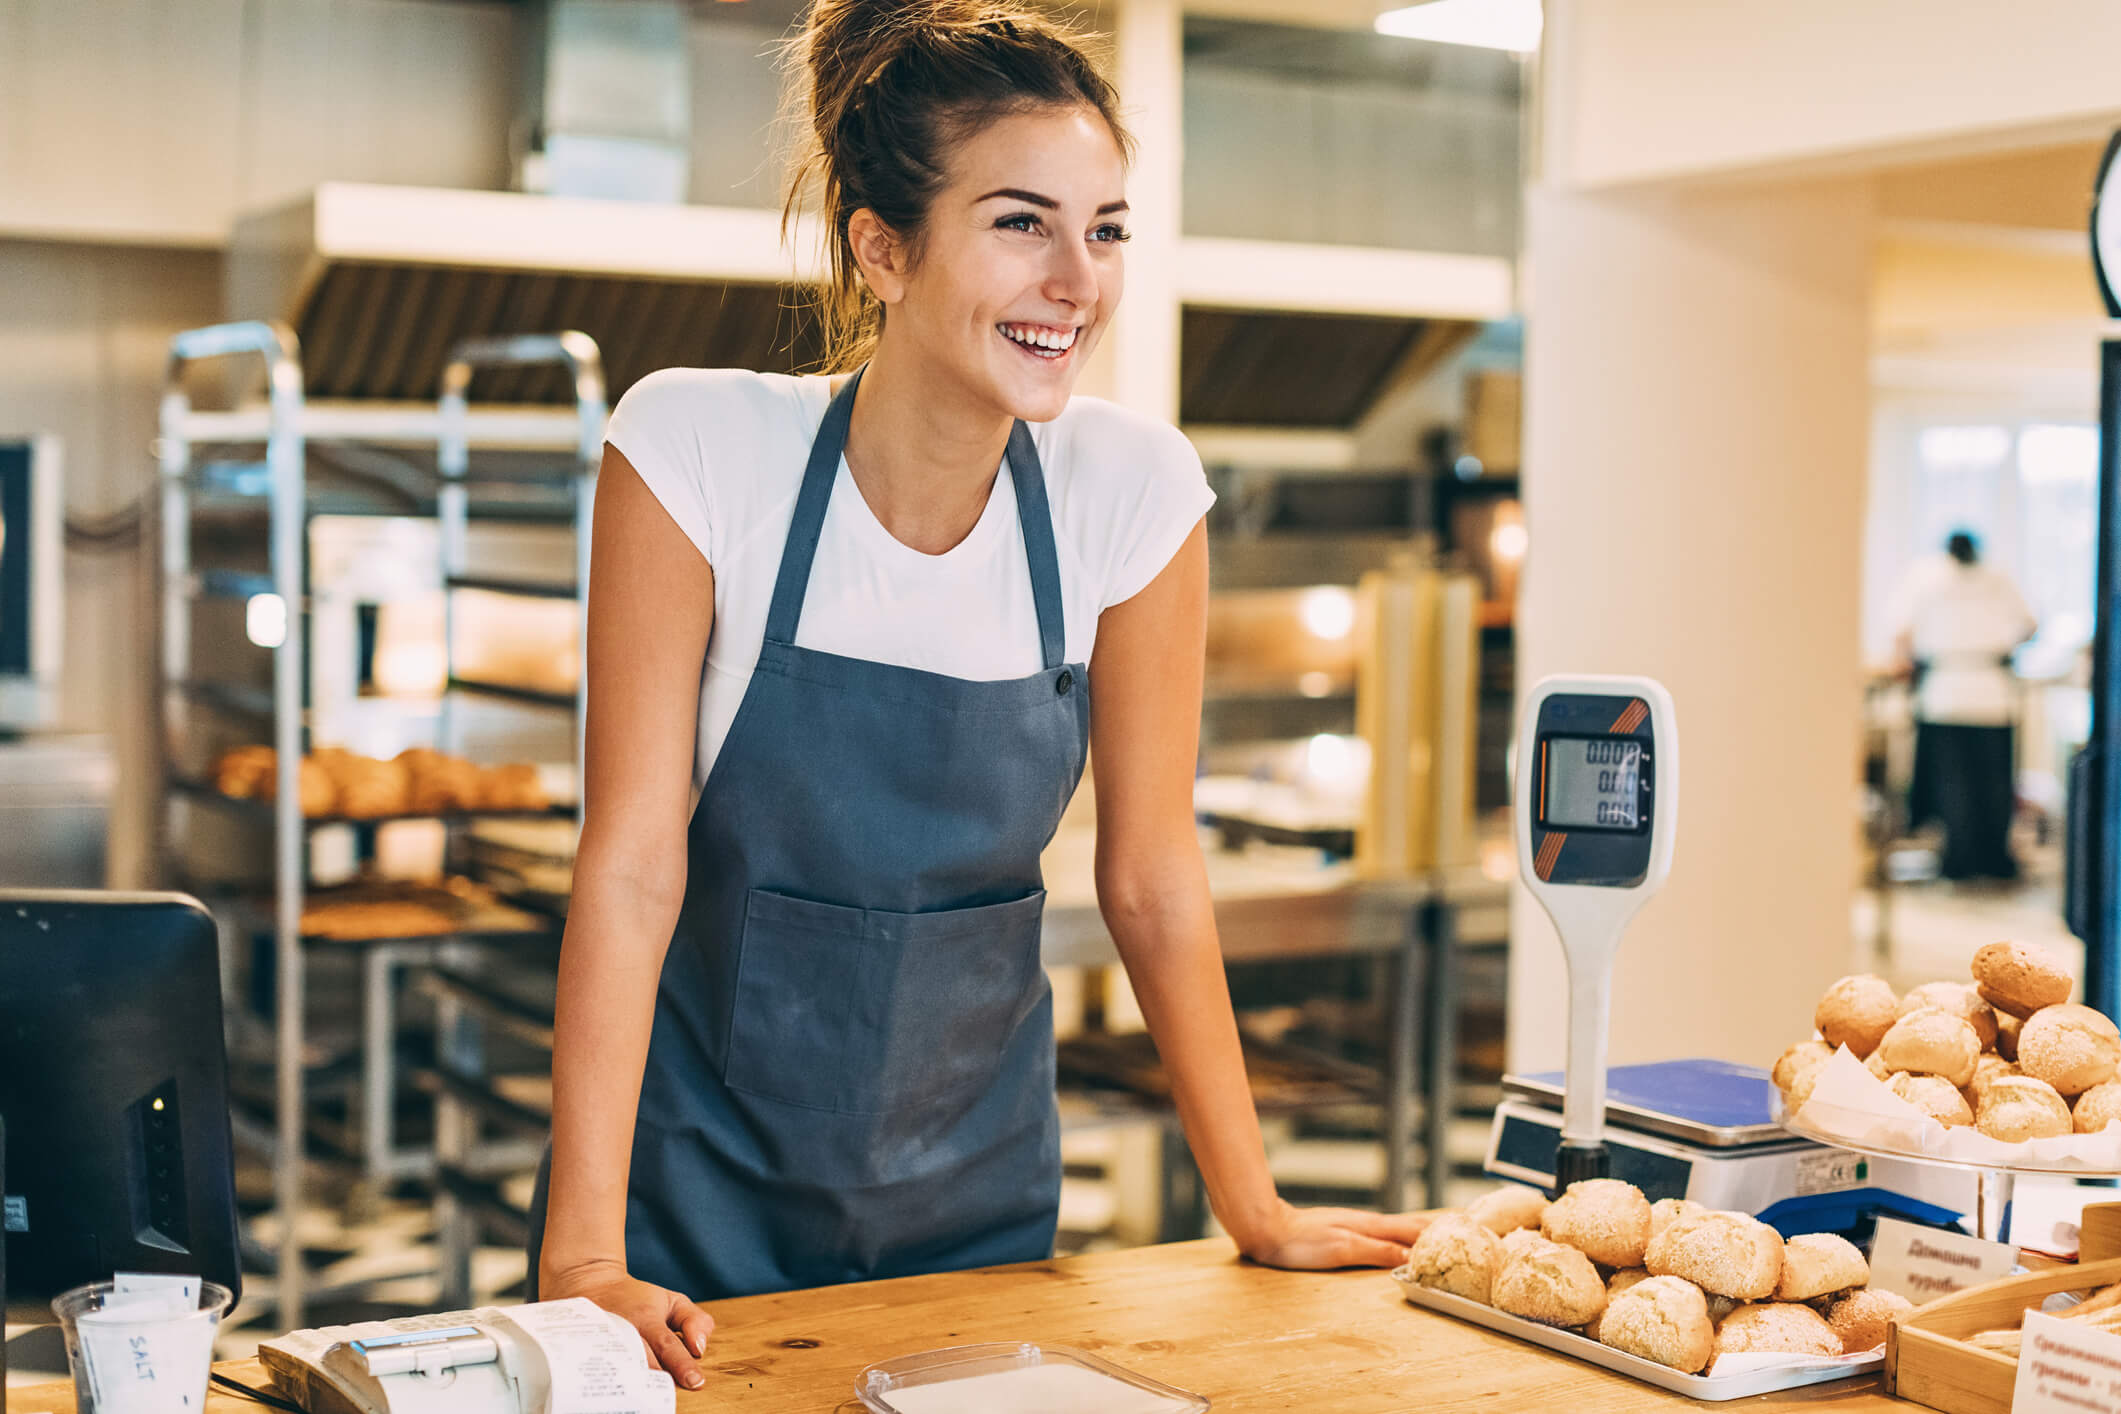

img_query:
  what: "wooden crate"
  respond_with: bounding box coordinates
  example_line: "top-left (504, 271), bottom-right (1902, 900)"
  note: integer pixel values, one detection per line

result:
top-left (1885, 1254), bottom-right (2121, 1414)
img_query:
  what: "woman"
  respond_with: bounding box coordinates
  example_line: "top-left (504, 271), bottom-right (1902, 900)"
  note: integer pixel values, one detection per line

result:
top-left (533, 0), bottom-right (1426, 1387)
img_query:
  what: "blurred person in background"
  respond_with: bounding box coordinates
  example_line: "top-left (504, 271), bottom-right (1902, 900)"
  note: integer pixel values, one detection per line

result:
top-left (1892, 529), bottom-right (2036, 882)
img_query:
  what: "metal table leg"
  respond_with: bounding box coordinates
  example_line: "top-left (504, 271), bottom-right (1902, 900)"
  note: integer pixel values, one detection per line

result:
top-left (1422, 896), bottom-right (1459, 1210)
top-left (1381, 917), bottom-right (1422, 1212)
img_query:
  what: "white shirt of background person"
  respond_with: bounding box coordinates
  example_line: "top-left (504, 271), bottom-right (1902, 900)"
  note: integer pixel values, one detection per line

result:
top-left (1888, 550), bottom-right (2037, 726)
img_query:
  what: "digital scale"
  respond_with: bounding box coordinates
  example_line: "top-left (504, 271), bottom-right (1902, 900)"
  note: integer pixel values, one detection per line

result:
top-left (1498, 676), bottom-right (1979, 1234)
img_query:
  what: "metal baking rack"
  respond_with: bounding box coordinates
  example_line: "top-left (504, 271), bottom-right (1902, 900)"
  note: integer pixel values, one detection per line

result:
top-left (157, 322), bottom-right (603, 1328)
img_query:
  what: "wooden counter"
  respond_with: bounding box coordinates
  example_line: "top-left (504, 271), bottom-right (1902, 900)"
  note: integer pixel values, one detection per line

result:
top-left (20, 1240), bottom-right (1912, 1413)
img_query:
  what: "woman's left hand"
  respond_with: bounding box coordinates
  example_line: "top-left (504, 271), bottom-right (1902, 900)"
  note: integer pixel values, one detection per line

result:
top-left (1238, 1200), bottom-right (1437, 1271)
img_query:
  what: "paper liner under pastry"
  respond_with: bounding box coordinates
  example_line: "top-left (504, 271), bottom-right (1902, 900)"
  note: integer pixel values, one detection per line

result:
top-left (1785, 1047), bottom-right (2121, 1172)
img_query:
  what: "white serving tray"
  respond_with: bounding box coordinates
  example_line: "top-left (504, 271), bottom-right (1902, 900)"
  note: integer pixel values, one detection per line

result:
top-left (1391, 1267), bottom-right (1882, 1402)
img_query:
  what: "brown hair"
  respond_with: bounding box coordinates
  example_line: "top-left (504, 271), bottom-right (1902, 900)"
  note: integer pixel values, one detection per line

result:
top-left (782, 0), bottom-right (1132, 371)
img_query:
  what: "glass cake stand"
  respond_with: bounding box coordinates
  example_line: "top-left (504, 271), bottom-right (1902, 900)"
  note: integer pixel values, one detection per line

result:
top-left (1781, 1115), bottom-right (2118, 1243)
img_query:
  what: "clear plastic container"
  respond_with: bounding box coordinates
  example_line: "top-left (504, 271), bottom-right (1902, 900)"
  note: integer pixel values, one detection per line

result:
top-left (52, 1278), bottom-right (234, 1414)
top-left (856, 1342), bottom-right (1210, 1413)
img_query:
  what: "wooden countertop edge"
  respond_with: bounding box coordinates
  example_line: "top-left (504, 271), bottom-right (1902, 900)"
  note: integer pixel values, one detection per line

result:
top-left (15, 1239), bottom-right (1910, 1412)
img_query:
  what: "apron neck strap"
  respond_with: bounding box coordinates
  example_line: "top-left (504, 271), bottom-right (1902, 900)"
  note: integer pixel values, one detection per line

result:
top-left (763, 367), bottom-right (1069, 671)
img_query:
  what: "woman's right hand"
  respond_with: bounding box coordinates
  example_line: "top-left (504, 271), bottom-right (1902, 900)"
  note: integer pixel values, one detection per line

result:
top-left (540, 1256), bottom-right (714, 1390)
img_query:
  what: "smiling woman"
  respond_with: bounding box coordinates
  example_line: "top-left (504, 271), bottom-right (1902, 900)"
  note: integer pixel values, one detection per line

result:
top-left (529, 0), bottom-right (1428, 1390)
top-left (782, 0), bottom-right (1134, 376)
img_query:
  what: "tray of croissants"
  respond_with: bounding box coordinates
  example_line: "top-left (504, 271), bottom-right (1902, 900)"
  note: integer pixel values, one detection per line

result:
top-left (1395, 1181), bottom-right (1905, 1399)
top-left (1773, 940), bottom-right (2121, 1172)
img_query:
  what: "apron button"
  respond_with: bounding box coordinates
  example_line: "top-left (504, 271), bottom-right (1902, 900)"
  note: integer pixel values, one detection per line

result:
top-left (1055, 670), bottom-right (1074, 696)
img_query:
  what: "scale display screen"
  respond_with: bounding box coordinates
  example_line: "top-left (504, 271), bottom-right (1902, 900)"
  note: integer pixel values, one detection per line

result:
top-left (1540, 735), bottom-right (1646, 832)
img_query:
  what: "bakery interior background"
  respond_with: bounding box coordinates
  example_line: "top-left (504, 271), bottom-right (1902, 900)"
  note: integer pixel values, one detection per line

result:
top-left (5, 0), bottom-right (2121, 1368)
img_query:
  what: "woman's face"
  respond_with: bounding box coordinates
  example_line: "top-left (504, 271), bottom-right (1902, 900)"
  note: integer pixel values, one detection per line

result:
top-left (872, 103), bottom-right (1128, 424)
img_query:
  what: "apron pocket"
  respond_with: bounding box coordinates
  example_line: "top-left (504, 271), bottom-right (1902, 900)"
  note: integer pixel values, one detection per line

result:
top-left (723, 888), bottom-right (1047, 1115)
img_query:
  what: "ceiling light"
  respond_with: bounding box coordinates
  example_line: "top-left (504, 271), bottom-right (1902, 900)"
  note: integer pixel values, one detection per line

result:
top-left (1374, 0), bottom-right (1542, 53)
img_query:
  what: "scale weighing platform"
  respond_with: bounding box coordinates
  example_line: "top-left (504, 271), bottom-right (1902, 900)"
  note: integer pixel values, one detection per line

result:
top-left (1486, 1057), bottom-right (1978, 1237)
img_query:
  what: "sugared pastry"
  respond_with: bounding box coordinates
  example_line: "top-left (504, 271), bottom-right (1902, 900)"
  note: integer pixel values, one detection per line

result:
top-left (1826, 1288), bottom-right (1915, 1354)
top-left (1876, 1007), bottom-right (1981, 1089)
top-left (1785, 1064), bottom-right (1827, 1115)
top-left (1645, 1210), bottom-right (1784, 1301)
top-left (1969, 1055), bottom-right (2020, 1104)
top-left (2018, 1004), bottom-right (2121, 1097)
top-left (1863, 1051), bottom-right (1894, 1083)
top-left (1542, 1178), bottom-right (1653, 1269)
top-left (1584, 1268), bottom-right (1651, 1342)
top-left (1493, 1238), bottom-right (1607, 1328)
top-left (1997, 1009), bottom-right (2023, 1060)
top-left (1898, 981), bottom-right (1999, 1052)
top-left (1815, 975), bottom-right (1899, 1058)
top-left (1976, 1075), bottom-right (2073, 1141)
top-left (1501, 1226), bottom-right (1551, 1257)
top-left (1774, 1040), bottom-right (1834, 1094)
top-left (1466, 1185), bottom-right (1549, 1235)
top-left (1888, 1072), bottom-right (1975, 1128)
top-left (1598, 1275), bottom-right (1715, 1373)
top-left (1774, 1233), bottom-right (1869, 1301)
top-left (1408, 1214), bottom-right (1503, 1304)
top-left (1972, 940), bottom-right (2072, 1019)
top-left (1716, 1302), bottom-right (1844, 1357)
top-left (2075, 1081), bottom-right (2121, 1134)
top-left (1649, 1198), bottom-right (1706, 1243)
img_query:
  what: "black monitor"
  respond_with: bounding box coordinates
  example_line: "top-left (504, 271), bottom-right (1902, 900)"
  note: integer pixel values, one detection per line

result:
top-left (0, 890), bottom-right (242, 1301)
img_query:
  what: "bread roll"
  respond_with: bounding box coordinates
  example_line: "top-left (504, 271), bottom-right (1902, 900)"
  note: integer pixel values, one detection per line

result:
top-left (1825, 1288), bottom-right (1914, 1354)
top-left (1583, 1267), bottom-right (1651, 1342)
top-left (1408, 1214), bottom-right (1503, 1304)
top-left (1598, 1275), bottom-right (1715, 1373)
top-left (1969, 1055), bottom-right (2020, 1105)
top-left (214, 744), bottom-right (276, 798)
top-left (1716, 1302), bottom-right (1844, 1357)
top-left (1815, 975), bottom-right (1899, 1058)
top-left (1775, 1233), bottom-right (1869, 1301)
top-left (1493, 1238), bottom-right (1607, 1328)
top-left (1972, 940), bottom-right (2072, 1019)
top-left (1876, 1007), bottom-right (1981, 1088)
top-left (1773, 1040), bottom-right (1833, 1094)
top-left (1888, 1072), bottom-right (1974, 1128)
top-left (1465, 1186), bottom-right (1547, 1236)
top-left (1541, 1178), bottom-right (1653, 1269)
top-left (2076, 1081), bottom-right (2121, 1134)
top-left (1976, 1074), bottom-right (2073, 1141)
top-left (2018, 1004), bottom-right (2121, 1097)
top-left (1645, 1210), bottom-right (1783, 1301)
top-left (1898, 981), bottom-right (1999, 1052)
top-left (1649, 1198), bottom-right (1705, 1244)
top-left (1997, 1009), bottom-right (2022, 1060)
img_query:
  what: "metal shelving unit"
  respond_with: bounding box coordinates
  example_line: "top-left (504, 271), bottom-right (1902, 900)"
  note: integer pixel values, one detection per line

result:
top-left (156, 321), bottom-right (603, 1328)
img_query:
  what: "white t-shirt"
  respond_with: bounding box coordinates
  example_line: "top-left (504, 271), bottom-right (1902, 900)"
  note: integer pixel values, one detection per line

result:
top-left (1887, 554), bottom-right (2036, 725)
top-left (605, 369), bottom-right (1216, 791)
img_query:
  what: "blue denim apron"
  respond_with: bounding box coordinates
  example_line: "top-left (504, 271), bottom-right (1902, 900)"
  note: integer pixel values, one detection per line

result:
top-left (531, 369), bottom-right (1088, 1300)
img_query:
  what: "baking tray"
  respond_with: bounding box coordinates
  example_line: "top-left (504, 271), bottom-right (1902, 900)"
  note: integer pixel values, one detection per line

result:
top-left (1392, 1267), bottom-right (1883, 1401)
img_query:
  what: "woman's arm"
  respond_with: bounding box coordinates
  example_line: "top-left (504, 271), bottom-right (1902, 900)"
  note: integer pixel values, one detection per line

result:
top-left (540, 448), bottom-right (716, 1386)
top-left (1088, 521), bottom-right (1429, 1268)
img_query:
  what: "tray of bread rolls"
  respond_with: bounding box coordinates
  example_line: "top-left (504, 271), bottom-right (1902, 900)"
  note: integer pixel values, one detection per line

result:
top-left (1772, 941), bottom-right (2121, 1173)
top-left (1395, 1181), bottom-right (1896, 1400)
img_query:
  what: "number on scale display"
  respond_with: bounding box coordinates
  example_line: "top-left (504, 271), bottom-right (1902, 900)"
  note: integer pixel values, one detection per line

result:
top-left (1543, 737), bottom-right (1644, 831)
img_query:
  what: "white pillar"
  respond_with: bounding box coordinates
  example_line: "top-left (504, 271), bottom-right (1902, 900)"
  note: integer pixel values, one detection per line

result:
top-left (1508, 173), bottom-right (1877, 1073)
top-left (1101, 0), bottom-right (1183, 422)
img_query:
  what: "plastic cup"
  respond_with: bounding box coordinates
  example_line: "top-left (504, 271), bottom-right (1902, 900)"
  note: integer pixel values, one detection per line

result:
top-left (51, 1279), bottom-right (234, 1414)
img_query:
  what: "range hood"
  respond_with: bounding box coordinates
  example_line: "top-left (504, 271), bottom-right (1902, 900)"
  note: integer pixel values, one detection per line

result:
top-left (227, 183), bottom-right (1509, 425)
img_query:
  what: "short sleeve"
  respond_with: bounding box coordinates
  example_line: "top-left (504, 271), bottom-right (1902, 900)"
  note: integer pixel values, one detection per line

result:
top-left (604, 368), bottom-right (722, 567)
top-left (1100, 422), bottom-right (1216, 610)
